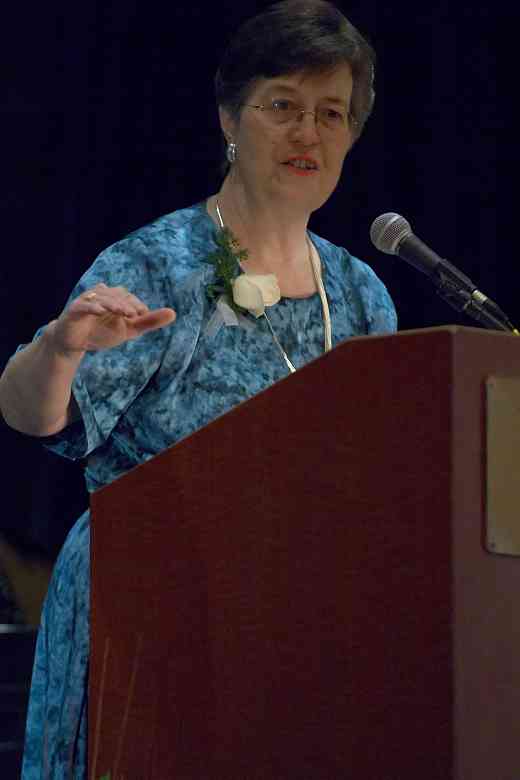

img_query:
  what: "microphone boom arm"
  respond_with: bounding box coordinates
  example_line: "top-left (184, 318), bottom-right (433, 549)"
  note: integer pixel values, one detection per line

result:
top-left (400, 236), bottom-right (517, 333)
top-left (433, 271), bottom-right (513, 332)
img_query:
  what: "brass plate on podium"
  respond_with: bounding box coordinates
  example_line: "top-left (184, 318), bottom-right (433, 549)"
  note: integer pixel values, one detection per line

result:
top-left (486, 376), bottom-right (520, 556)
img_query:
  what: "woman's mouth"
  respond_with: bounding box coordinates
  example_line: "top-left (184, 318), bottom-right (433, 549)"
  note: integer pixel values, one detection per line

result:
top-left (284, 157), bottom-right (319, 174)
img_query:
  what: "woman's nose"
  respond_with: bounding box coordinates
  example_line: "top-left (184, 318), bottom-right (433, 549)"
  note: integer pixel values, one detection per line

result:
top-left (290, 111), bottom-right (321, 144)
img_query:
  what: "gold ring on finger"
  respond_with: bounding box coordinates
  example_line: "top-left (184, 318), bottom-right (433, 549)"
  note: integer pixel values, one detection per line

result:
top-left (85, 292), bottom-right (97, 301)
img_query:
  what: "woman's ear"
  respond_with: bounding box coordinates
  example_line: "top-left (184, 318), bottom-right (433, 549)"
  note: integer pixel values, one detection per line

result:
top-left (218, 106), bottom-right (237, 144)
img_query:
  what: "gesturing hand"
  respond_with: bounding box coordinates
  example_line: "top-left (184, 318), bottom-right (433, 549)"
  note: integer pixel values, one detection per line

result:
top-left (50, 283), bottom-right (176, 356)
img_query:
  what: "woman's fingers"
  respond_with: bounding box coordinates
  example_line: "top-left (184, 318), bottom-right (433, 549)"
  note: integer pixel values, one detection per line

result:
top-left (73, 285), bottom-right (150, 319)
top-left (125, 308), bottom-right (176, 337)
top-left (58, 285), bottom-right (176, 352)
top-left (121, 291), bottom-right (149, 317)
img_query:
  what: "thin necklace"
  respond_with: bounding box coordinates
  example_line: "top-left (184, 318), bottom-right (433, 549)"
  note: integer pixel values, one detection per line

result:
top-left (214, 198), bottom-right (332, 374)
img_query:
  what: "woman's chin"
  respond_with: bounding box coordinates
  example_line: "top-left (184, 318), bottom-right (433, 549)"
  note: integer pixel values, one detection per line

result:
top-left (267, 176), bottom-right (330, 211)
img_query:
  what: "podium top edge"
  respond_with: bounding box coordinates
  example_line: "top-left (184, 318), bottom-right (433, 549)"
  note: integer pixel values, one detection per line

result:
top-left (355, 325), bottom-right (518, 342)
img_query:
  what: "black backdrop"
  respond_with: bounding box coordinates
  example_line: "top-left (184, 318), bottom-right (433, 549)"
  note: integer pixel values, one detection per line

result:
top-left (1, 1), bottom-right (514, 556)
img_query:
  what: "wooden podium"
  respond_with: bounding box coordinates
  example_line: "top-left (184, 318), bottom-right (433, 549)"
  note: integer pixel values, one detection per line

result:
top-left (89, 327), bottom-right (520, 780)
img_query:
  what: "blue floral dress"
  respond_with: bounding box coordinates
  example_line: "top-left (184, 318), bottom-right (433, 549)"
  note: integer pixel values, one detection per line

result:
top-left (20, 201), bottom-right (397, 778)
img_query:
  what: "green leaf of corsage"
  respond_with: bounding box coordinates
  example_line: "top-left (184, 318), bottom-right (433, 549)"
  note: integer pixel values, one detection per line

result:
top-left (206, 228), bottom-right (249, 314)
top-left (206, 228), bottom-right (280, 319)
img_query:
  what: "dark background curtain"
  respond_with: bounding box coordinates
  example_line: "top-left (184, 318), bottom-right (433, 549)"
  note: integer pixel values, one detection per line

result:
top-left (1, 1), bottom-right (513, 558)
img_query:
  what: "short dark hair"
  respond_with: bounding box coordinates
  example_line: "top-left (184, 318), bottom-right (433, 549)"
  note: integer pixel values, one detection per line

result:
top-left (215, 0), bottom-right (376, 140)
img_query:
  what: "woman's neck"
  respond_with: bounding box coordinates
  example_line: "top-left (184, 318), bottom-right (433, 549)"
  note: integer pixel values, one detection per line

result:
top-left (209, 178), bottom-right (318, 296)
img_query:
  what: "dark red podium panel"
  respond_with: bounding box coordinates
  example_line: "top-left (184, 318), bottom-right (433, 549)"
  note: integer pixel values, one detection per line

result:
top-left (90, 327), bottom-right (520, 779)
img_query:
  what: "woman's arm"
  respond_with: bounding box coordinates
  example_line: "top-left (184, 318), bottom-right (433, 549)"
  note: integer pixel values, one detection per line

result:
top-left (0, 322), bottom-right (84, 436)
top-left (0, 283), bottom-right (176, 437)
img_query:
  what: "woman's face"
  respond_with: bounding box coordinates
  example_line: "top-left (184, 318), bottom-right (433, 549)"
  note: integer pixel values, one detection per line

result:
top-left (220, 64), bottom-right (355, 214)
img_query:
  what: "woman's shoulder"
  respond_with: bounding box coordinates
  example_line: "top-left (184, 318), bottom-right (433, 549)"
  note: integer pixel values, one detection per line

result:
top-left (309, 230), bottom-right (379, 283)
top-left (112, 201), bottom-right (214, 269)
top-left (126, 201), bottom-right (211, 241)
top-left (309, 230), bottom-right (398, 333)
top-left (85, 201), bottom-right (216, 292)
top-left (66, 201), bottom-right (216, 311)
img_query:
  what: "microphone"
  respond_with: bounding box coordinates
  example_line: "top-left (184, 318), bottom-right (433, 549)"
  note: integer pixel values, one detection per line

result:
top-left (370, 212), bottom-right (518, 334)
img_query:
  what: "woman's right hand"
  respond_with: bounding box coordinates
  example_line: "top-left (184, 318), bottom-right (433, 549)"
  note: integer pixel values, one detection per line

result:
top-left (0, 283), bottom-right (176, 436)
top-left (48, 283), bottom-right (177, 357)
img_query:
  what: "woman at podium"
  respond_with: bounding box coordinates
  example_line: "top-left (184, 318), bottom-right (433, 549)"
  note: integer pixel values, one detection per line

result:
top-left (0, 1), bottom-right (396, 776)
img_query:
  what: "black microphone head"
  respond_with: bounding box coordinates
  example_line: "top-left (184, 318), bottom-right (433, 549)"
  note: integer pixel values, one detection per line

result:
top-left (370, 212), bottom-right (412, 254)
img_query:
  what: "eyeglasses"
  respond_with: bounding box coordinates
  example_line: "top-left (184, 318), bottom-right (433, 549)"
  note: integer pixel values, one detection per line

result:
top-left (245, 99), bottom-right (357, 132)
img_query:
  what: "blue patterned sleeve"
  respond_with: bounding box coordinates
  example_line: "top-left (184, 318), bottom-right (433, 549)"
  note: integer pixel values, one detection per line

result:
top-left (349, 255), bottom-right (398, 334)
top-left (31, 232), bottom-right (204, 461)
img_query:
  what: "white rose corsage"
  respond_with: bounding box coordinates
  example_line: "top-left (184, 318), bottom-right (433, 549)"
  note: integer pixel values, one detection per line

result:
top-left (205, 227), bottom-right (280, 327)
top-left (231, 273), bottom-right (280, 317)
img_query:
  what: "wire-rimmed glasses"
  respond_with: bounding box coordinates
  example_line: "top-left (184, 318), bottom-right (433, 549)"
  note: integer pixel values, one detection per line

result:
top-left (245, 99), bottom-right (357, 132)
